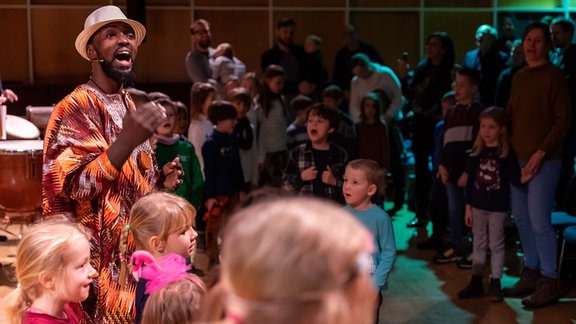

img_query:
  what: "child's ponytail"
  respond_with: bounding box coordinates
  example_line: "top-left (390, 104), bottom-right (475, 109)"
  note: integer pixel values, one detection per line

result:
top-left (5, 287), bottom-right (30, 324)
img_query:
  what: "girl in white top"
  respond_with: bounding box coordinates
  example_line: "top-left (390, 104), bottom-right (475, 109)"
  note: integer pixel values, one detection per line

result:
top-left (187, 82), bottom-right (216, 178)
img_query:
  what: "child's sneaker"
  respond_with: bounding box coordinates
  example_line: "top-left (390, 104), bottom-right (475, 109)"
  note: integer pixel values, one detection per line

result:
top-left (433, 248), bottom-right (459, 263)
top-left (456, 253), bottom-right (473, 269)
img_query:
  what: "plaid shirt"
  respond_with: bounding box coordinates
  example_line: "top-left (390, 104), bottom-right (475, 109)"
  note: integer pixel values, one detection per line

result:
top-left (282, 141), bottom-right (348, 203)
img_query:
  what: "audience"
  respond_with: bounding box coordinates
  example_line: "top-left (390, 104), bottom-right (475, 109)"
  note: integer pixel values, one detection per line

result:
top-left (260, 17), bottom-right (306, 97)
top-left (333, 24), bottom-right (384, 97)
top-left (397, 31), bottom-right (455, 229)
top-left (462, 24), bottom-right (508, 106)
top-left (12, 10), bottom-right (576, 323)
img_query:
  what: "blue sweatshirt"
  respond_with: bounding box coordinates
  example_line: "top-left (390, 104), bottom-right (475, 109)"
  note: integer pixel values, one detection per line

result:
top-left (345, 204), bottom-right (396, 290)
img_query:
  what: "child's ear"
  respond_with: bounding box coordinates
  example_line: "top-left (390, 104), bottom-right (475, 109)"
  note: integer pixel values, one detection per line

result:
top-left (148, 236), bottom-right (165, 253)
top-left (328, 127), bottom-right (335, 134)
top-left (367, 183), bottom-right (378, 196)
top-left (38, 271), bottom-right (55, 290)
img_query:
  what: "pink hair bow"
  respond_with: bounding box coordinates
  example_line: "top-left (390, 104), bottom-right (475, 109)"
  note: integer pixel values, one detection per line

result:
top-left (130, 250), bottom-right (205, 294)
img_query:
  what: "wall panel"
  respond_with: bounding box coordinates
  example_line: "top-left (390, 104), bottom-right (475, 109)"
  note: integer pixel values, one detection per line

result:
top-left (350, 11), bottom-right (419, 75)
top-left (196, 10), bottom-right (269, 77)
top-left (351, 0), bottom-right (419, 7)
top-left (273, 10), bottom-right (345, 79)
top-left (275, 0), bottom-right (345, 7)
top-left (0, 9), bottom-right (29, 84)
top-left (424, 11), bottom-right (493, 64)
top-left (194, 0), bottom-right (268, 6)
top-left (31, 8), bottom-right (90, 83)
top-left (498, 0), bottom-right (562, 8)
top-left (136, 8), bottom-right (190, 82)
top-left (425, 0), bottom-right (491, 7)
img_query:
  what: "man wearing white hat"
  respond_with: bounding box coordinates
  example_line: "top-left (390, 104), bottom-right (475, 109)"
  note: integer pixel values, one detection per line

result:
top-left (42, 5), bottom-right (181, 323)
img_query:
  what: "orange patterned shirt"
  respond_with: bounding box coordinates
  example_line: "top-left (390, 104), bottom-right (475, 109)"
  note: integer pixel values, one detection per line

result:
top-left (42, 84), bottom-right (159, 323)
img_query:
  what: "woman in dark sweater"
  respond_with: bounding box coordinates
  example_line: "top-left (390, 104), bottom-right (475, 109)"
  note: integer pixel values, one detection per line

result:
top-left (503, 22), bottom-right (571, 308)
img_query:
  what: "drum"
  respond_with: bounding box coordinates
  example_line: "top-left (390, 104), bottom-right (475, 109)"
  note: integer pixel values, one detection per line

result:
top-left (5, 115), bottom-right (40, 140)
top-left (0, 140), bottom-right (43, 213)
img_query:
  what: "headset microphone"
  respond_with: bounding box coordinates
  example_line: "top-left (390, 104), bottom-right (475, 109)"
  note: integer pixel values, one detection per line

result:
top-left (91, 59), bottom-right (104, 62)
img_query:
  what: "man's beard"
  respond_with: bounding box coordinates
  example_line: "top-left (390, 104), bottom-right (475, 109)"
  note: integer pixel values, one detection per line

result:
top-left (278, 37), bottom-right (292, 47)
top-left (198, 38), bottom-right (212, 49)
top-left (100, 60), bottom-right (136, 87)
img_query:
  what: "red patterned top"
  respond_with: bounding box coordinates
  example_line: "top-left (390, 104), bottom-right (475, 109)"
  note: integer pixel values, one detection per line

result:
top-left (42, 84), bottom-right (159, 323)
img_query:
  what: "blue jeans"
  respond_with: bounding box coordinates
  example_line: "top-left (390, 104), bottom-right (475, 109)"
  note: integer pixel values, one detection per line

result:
top-left (446, 182), bottom-right (466, 250)
top-left (511, 159), bottom-right (561, 279)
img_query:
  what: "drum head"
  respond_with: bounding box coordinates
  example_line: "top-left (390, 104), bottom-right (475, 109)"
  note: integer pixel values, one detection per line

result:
top-left (0, 140), bottom-right (44, 152)
top-left (6, 115), bottom-right (41, 140)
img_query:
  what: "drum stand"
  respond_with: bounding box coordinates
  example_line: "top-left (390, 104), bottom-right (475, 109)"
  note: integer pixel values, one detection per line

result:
top-left (0, 206), bottom-right (41, 239)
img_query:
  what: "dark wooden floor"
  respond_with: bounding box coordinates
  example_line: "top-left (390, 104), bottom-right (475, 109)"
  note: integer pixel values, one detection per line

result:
top-left (380, 203), bottom-right (576, 324)
top-left (0, 205), bottom-right (575, 323)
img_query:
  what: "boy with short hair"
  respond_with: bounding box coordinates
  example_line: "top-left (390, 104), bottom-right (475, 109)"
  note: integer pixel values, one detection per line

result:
top-left (343, 158), bottom-right (396, 323)
top-left (154, 98), bottom-right (204, 211)
top-left (228, 87), bottom-right (258, 190)
top-left (203, 100), bottom-right (245, 267)
top-left (434, 68), bottom-right (484, 265)
top-left (322, 84), bottom-right (356, 157)
top-left (282, 103), bottom-right (348, 203)
top-left (286, 95), bottom-right (313, 149)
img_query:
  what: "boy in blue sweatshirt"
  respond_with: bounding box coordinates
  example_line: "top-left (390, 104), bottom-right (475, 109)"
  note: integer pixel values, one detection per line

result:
top-left (343, 159), bottom-right (396, 323)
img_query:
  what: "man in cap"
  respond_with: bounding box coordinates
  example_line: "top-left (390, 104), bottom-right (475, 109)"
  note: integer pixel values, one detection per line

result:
top-left (42, 5), bottom-right (181, 322)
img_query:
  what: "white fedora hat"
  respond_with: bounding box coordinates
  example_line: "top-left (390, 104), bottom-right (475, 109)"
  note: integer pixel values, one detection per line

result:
top-left (75, 5), bottom-right (146, 61)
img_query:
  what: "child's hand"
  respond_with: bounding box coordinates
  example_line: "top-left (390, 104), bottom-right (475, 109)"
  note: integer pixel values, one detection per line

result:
top-left (204, 198), bottom-right (217, 211)
top-left (301, 166), bottom-right (318, 181)
top-left (521, 172), bottom-right (534, 184)
top-left (438, 165), bottom-right (449, 185)
top-left (322, 166), bottom-right (337, 186)
top-left (465, 205), bottom-right (473, 227)
top-left (457, 172), bottom-right (468, 188)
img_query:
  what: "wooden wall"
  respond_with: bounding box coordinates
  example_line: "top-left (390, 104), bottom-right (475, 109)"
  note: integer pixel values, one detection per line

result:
top-left (0, 0), bottom-right (573, 111)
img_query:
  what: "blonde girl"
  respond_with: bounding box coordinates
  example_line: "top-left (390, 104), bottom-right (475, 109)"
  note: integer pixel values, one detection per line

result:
top-left (201, 197), bottom-right (376, 324)
top-left (6, 218), bottom-right (96, 324)
top-left (119, 191), bottom-right (201, 324)
top-left (458, 106), bottom-right (522, 302)
top-left (187, 82), bottom-right (216, 176)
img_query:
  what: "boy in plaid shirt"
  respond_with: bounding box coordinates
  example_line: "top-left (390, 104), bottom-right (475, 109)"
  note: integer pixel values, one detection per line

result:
top-left (282, 103), bottom-right (348, 203)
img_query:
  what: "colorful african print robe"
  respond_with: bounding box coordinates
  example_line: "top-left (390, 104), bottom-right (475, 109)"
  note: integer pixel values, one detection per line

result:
top-left (43, 84), bottom-right (160, 323)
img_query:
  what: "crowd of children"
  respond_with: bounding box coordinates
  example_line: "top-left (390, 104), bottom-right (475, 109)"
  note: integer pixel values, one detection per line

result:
top-left (6, 16), bottom-right (576, 322)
